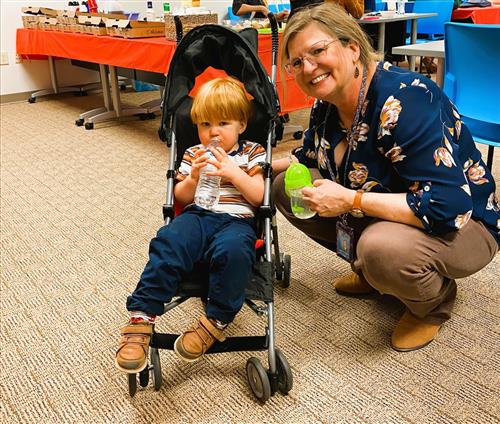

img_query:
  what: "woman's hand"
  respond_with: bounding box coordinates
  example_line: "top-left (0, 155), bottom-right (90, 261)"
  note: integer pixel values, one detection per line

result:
top-left (302, 179), bottom-right (355, 217)
top-left (276, 9), bottom-right (289, 21)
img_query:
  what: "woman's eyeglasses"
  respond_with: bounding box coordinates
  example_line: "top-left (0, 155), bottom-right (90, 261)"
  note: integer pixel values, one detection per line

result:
top-left (285, 39), bottom-right (341, 75)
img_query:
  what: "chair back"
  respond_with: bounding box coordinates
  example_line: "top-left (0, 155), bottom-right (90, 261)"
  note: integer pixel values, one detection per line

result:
top-left (443, 22), bottom-right (500, 142)
top-left (408, 0), bottom-right (454, 39)
top-left (227, 6), bottom-right (241, 20)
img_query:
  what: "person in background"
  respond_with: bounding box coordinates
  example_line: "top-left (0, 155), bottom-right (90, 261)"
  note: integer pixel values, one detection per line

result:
top-left (116, 77), bottom-right (266, 373)
top-left (289, 0), bottom-right (362, 19)
top-left (326, 0), bottom-right (364, 18)
top-left (273, 3), bottom-right (499, 352)
top-left (232, 0), bottom-right (290, 20)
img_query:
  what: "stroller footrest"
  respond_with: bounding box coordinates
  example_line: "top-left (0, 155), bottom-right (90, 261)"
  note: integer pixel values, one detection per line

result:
top-left (151, 333), bottom-right (268, 353)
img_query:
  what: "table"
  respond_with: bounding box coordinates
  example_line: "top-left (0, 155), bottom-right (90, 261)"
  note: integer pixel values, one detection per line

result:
top-left (359, 12), bottom-right (437, 70)
top-left (16, 29), bottom-right (312, 127)
top-left (392, 40), bottom-right (444, 86)
top-left (452, 6), bottom-right (500, 24)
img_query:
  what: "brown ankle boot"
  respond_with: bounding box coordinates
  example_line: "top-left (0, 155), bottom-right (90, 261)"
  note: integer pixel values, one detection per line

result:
top-left (174, 316), bottom-right (226, 362)
top-left (115, 323), bottom-right (153, 373)
top-left (391, 310), bottom-right (441, 352)
top-left (333, 272), bottom-right (375, 296)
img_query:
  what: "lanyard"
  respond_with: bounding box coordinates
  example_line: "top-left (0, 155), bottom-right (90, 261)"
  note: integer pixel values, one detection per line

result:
top-left (322, 66), bottom-right (368, 187)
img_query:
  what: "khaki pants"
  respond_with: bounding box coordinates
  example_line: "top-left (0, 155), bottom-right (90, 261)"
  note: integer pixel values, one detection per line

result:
top-left (272, 171), bottom-right (498, 324)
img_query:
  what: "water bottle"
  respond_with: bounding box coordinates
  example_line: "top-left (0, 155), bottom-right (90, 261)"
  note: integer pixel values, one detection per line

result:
top-left (145, 1), bottom-right (155, 21)
top-left (284, 162), bottom-right (316, 219)
top-left (194, 140), bottom-right (221, 209)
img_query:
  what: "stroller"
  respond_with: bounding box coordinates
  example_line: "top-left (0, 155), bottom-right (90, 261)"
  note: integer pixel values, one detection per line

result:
top-left (126, 16), bottom-right (292, 403)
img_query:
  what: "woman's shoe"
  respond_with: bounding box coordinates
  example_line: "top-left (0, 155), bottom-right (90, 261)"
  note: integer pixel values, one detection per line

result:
top-left (391, 310), bottom-right (441, 352)
top-left (332, 272), bottom-right (375, 296)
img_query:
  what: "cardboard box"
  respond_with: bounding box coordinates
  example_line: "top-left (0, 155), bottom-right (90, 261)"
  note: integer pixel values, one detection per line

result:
top-left (57, 9), bottom-right (77, 25)
top-left (38, 16), bottom-right (59, 30)
top-left (77, 15), bottom-right (108, 35)
top-left (75, 11), bottom-right (128, 20)
top-left (22, 6), bottom-right (58, 17)
top-left (105, 19), bottom-right (165, 38)
top-left (22, 15), bottom-right (39, 29)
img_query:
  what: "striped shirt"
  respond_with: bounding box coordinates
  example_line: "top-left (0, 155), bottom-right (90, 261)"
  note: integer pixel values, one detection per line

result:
top-left (176, 140), bottom-right (266, 217)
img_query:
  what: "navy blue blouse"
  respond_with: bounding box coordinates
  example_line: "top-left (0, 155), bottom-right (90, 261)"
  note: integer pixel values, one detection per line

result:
top-left (294, 61), bottom-right (499, 243)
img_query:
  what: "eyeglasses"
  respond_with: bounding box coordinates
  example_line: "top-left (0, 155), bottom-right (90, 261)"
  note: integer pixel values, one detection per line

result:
top-left (285, 39), bottom-right (343, 75)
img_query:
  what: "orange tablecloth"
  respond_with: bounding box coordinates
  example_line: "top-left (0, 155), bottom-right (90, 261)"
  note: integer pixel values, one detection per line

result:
top-left (16, 28), bottom-right (312, 114)
top-left (451, 6), bottom-right (500, 24)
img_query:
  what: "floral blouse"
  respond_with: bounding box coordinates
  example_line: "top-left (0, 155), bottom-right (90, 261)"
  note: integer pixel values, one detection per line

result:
top-left (294, 61), bottom-right (499, 243)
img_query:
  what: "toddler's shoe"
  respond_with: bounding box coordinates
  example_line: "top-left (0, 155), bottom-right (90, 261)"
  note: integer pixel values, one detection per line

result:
top-left (115, 323), bottom-right (153, 373)
top-left (174, 316), bottom-right (226, 362)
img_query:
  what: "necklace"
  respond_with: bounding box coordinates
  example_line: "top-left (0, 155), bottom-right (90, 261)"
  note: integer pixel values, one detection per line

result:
top-left (322, 65), bottom-right (368, 187)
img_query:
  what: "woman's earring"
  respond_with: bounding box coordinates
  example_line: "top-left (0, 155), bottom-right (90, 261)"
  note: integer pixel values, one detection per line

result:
top-left (354, 66), bottom-right (360, 78)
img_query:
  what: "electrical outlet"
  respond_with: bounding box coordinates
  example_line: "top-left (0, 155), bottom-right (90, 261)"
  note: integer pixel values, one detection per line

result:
top-left (15, 54), bottom-right (23, 64)
top-left (0, 52), bottom-right (9, 66)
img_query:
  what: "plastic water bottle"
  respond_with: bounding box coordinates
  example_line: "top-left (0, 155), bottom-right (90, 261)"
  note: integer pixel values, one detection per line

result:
top-left (194, 141), bottom-right (221, 209)
top-left (145, 0), bottom-right (155, 21)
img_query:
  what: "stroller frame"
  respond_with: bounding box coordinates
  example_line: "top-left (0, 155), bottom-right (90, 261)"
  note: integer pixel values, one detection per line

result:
top-left (127, 15), bottom-right (292, 403)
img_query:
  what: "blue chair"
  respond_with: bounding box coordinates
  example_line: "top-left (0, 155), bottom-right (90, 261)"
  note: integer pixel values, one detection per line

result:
top-left (443, 22), bottom-right (500, 170)
top-left (227, 6), bottom-right (241, 20)
top-left (364, 0), bottom-right (386, 11)
top-left (406, 0), bottom-right (454, 41)
top-left (277, 3), bottom-right (291, 12)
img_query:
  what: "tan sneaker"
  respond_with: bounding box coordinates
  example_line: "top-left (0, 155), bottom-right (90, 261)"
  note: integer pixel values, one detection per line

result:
top-left (333, 272), bottom-right (375, 296)
top-left (174, 316), bottom-right (226, 362)
top-left (115, 323), bottom-right (153, 373)
top-left (391, 310), bottom-right (441, 352)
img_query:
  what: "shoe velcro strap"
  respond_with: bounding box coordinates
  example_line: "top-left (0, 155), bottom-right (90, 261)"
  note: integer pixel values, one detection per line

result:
top-left (199, 316), bottom-right (226, 342)
top-left (121, 324), bottom-right (153, 336)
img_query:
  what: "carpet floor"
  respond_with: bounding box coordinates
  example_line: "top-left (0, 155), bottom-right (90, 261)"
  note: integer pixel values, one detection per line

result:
top-left (1, 90), bottom-right (499, 424)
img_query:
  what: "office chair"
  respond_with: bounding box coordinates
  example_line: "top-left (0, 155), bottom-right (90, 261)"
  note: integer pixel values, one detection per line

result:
top-left (443, 22), bottom-right (500, 170)
top-left (408, 0), bottom-right (454, 41)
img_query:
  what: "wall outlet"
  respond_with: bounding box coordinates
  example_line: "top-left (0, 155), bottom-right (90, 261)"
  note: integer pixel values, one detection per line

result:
top-left (15, 54), bottom-right (23, 64)
top-left (0, 52), bottom-right (9, 66)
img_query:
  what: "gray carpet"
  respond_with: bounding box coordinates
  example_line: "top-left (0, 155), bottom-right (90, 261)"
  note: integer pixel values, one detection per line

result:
top-left (1, 90), bottom-right (499, 424)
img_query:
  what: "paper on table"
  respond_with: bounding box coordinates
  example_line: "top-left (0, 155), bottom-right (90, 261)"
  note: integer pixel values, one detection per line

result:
top-left (385, 0), bottom-right (396, 10)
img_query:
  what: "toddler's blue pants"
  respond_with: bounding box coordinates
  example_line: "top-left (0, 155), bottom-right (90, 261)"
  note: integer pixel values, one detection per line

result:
top-left (126, 206), bottom-right (257, 323)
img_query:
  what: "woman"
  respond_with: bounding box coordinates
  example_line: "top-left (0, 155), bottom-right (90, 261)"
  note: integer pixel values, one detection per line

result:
top-left (232, 0), bottom-right (290, 21)
top-left (273, 3), bottom-right (499, 352)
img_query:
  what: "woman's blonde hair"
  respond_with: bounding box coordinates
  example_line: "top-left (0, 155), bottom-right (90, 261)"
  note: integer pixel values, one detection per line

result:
top-left (191, 77), bottom-right (252, 124)
top-left (281, 3), bottom-right (381, 72)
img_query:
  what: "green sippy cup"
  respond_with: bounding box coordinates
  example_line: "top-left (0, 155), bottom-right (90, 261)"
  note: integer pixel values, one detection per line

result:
top-left (284, 162), bottom-right (316, 219)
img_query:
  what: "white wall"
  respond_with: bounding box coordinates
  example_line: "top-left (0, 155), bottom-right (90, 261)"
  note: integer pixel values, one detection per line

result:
top-left (0, 1), bottom-right (231, 96)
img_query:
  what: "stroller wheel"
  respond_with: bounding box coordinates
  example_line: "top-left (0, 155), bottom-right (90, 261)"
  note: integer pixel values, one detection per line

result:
top-left (246, 357), bottom-right (271, 403)
top-left (150, 347), bottom-right (163, 391)
top-left (128, 373), bottom-right (137, 397)
top-left (282, 254), bottom-right (291, 288)
top-left (275, 349), bottom-right (293, 394)
top-left (139, 366), bottom-right (149, 387)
